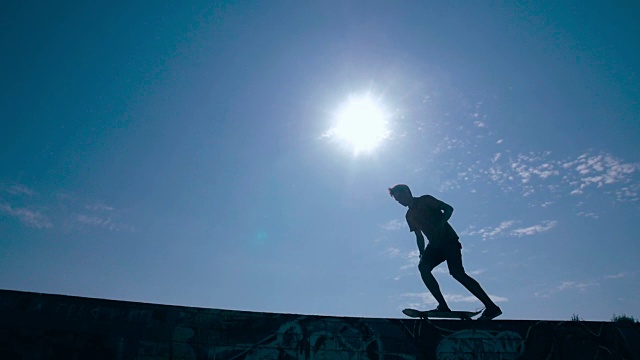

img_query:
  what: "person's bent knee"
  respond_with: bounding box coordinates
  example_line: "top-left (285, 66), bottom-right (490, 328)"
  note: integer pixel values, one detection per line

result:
top-left (418, 261), bottom-right (436, 274)
top-left (449, 269), bottom-right (467, 280)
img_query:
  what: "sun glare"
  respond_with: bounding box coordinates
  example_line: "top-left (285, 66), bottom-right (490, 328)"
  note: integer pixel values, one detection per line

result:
top-left (326, 94), bottom-right (391, 156)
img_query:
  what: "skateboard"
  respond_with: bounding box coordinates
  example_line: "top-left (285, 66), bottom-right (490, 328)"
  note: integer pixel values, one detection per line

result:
top-left (402, 308), bottom-right (482, 320)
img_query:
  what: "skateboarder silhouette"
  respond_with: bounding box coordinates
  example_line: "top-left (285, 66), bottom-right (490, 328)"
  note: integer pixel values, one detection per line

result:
top-left (389, 184), bottom-right (502, 320)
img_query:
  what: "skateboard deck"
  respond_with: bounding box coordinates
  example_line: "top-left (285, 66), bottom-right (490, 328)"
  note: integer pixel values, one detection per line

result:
top-left (402, 308), bottom-right (482, 320)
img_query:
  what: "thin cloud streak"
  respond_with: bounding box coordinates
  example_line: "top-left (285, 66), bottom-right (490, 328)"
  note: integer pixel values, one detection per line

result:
top-left (73, 212), bottom-right (134, 232)
top-left (604, 272), bottom-right (632, 280)
top-left (0, 182), bottom-right (135, 233)
top-left (2, 184), bottom-right (36, 197)
top-left (535, 280), bottom-right (599, 298)
top-left (511, 220), bottom-right (557, 237)
top-left (0, 203), bottom-right (52, 229)
top-left (462, 221), bottom-right (515, 240)
top-left (382, 219), bottom-right (405, 231)
top-left (463, 220), bottom-right (557, 240)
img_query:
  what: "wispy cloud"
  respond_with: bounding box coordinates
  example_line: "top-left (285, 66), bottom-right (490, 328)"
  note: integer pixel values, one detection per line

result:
top-left (0, 203), bottom-right (52, 229)
top-left (512, 151), bottom-right (560, 183)
top-left (615, 183), bottom-right (640, 202)
top-left (603, 272), bottom-right (634, 280)
top-left (73, 203), bottom-right (134, 232)
top-left (565, 153), bottom-right (638, 195)
top-left (415, 108), bottom-right (638, 204)
top-left (511, 220), bottom-right (557, 237)
top-left (537, 272), bottom-right (635, 298)
top-left (558, 281), bottom-right (598, 293)
top-left (85, 203), bottom-right (116, 212)
top-left (383, 247), bottom-right (401, 258)
top-left (474, 120), bottom-right (487, 128)
top-left (479, 151), bottom-right (640, 201)
top-left (462, 221), bottom-right (516, 240)
top-left (0, 182), bottom-right (135, 233)
top-left (576, 211), bottom-right (599, 219)
top-left (463, 220), bottom-right (557, 240)
top-left (449, 150), bottom-right (639, 203)
top-left (2, 184), bottom-right (36, 197)
top-left (400, 250), bottom-right (420, 270)
top-left (75, 214), bottom-right (115, 230)
top-left (535, 280), bottom-right (599, 298)
top-left (382, 219), bottom-right (405, 231)
top-left (477, 151), bottom-right (562, 196)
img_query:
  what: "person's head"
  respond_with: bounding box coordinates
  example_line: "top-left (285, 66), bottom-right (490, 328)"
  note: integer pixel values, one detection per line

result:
top-left (389, 184), bottom-right (414, 207)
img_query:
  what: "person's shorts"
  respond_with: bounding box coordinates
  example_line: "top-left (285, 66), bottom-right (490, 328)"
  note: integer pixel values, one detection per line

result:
top-left (419, 240), bottom-right (465, 274)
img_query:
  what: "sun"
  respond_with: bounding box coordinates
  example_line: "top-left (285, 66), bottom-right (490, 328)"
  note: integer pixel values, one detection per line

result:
top-left (325, 94), bottom-right (391, 155)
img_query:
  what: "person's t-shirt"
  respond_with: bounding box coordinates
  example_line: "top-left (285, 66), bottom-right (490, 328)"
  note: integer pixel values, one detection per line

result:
top-left (405, 195), bottom-right (459, 244)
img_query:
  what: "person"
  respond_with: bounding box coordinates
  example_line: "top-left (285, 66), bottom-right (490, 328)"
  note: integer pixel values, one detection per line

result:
top-left (388, 184), bottom-right (502, 320)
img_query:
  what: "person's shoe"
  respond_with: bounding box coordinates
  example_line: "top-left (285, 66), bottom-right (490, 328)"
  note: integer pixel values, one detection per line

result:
top-left (478, 306), bottom-right (502, 320)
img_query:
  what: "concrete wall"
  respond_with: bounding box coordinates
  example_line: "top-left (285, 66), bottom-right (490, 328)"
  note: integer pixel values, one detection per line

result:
top-left (1, 289), bottom-right (638, 359)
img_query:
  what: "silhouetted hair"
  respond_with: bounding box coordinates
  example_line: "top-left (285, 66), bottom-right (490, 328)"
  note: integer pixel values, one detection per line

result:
top-left (388, 184), bottom-right (412, 198)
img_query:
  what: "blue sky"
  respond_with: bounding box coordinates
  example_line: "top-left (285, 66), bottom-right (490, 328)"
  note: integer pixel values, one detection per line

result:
top-left (1, 1), bottom-right (639, 321)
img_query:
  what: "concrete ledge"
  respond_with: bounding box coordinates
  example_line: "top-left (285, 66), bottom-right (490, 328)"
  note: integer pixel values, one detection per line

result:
top-left (1, 289), bottom-right (638, 359)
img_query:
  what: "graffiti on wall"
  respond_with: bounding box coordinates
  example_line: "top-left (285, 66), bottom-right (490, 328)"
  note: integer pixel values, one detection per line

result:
top-left (205, 316), bottom-right (387, 359)
top-left (1, 290), bottom-right (639, 360)
top-left (436, 329), bottom-right (524, 360)
top-left (133, 314), bottom-right (390, 359)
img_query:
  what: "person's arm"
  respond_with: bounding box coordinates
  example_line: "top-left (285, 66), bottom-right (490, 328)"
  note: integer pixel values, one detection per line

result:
top-left (423, 195), bottom-right (454, 226)
top-left (438, 201), bottom-right (454, 225)
top-left (415, 231), bottom-right (425, 257)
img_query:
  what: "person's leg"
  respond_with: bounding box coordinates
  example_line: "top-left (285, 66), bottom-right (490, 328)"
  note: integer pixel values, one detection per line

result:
top-left (445, 242), bottom-right (499, 310)
top-left (452, 271), bottom-right (495, 307)
top-left (418, 246), bottom-right (450, 310)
